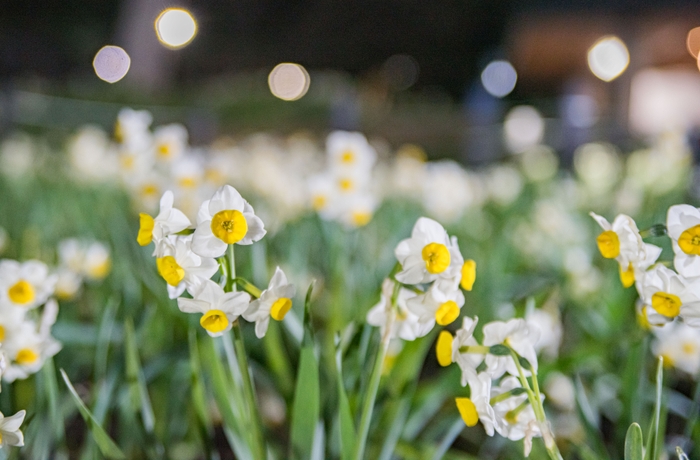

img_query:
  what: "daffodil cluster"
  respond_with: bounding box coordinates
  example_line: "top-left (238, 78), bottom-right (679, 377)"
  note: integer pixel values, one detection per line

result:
top-left (366, 217), bottom-right (476, 340)
top-left (138, 185), bottom-right (295, 338)
top-left (591, 205), bottom-right (700, 375)
top-left (55, 239), bottom-right (111, 300)
top-left (308, 131), bottom-right (379, 228)
top-left (0, 259), bottom-right (61, 383)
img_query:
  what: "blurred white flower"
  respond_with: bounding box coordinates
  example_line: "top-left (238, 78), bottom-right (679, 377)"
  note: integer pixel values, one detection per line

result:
top-left (491, 376), bottom-right (541, 445)
top-left (0, 410), bottom-right (26, 447)
top-left (366, 278), bottom-right (432, 341)
top-left (243, 267), bottom-right (296, 338)
top-left (422, 161), bottom-right (478, 223)
top-left (525, 308), bottom-right (562, 359)
top-left (574, 143), bottom-right (622, 193)
top-left (67, 126), bottom-right (118, 182)
top-left (326, 131), bottom-right (376, 174)
top-left (485, 164), bottom-right (524, 206)
top-left (115, 108), bottom-right (152, 151)
top-left (652, 321), bottom-right (700, 376)
top-left (544, 372), bottom-right (576, 412)
top-left (177, 278), bottom-right (250, 337)
top-left (518, 146), bottom-right (558, 182)
top-left (483, 319), bottom-right (540, 378)
top-left (153, 124), bottom-right (188, 163)
top-left (156, 235), bottom-right (218, 299)
top-left (640, 265), bottom-right (700, 327)
top-left (137, 190), bottom-right (191, 249)
top-left (0, 260), bottom-right (57, 310)
top-left (667, 204), bottom-right (700, 278)
top-left (0, 135), bottom-right (35, 179)
top-left (54, 268), bottom-right (82, 300)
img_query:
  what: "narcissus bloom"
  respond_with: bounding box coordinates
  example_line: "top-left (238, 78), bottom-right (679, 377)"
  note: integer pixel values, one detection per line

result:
top-left (640, 265), bottom-right (700, 326)
top-left (326, 131), bottom-right (376, 174)
top-left (137, 191), bottom-right (191, 248)
top-left (0, 260), bottom-right (57, 310)
top-left (366, 279), bottom-right (432, 341)
top-left (156, 235), bottom-right (218, 299)
top-left (667, 205), bottom-right (700, 278)
top-left (191, 185), bottom-right (266, 258)
top-left (153, 124), bottom-right (188, 162)
top-left (0, 410), bottom-right (26, 448)
top-left (652, 320), bottom-right (700, 375)
top-left (177, 279), bottom-right (250, 337)
top-left (436, 316), bottom-right (483, 384)
top-left (243, 267), bottom-right (296, 338)
top-left (395, 217), bottom-right (461, 285)
top-left (491, 376), bottom-right (541, 446)
top-left (460, 372), bottom-right (500, 436)
top-left (483, 319), bottom-right (540, 378)
top-left (407, 280), bottom-right (465, 327)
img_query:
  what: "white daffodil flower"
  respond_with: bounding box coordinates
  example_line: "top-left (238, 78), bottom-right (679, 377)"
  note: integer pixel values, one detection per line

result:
top-left (483, 319), bottom-right (540, 379)
top-left (114, 108), bottom-right (152, 151)
top-left (0, 260), bottom-right (57, 310)
top-left (395, 217), bottom-right (461, 285)
top-left (177, 279), bottom-right (250, 337)
top-left (0, 410), bottom-right (26, 448)
top-left (137, 190), bottom-right (191, 249)
top-left (326, 131), bottom-right (376, 174)
top-left (667, 204), bottom-right (700, 278)
top-left (366, 278), bottom-right (432, 341)
top-left (191, 185), bottom-right (266, 258)
top-left (83, 241), bottom-right (111, 281)
top-left (457, 372), bottom-right (501, 436)
top-left (492, 376), bottom-right (541, 446)
top-left (153, 124), bottom-right (188, 163)
top-left (3, 305), bottom-right (61, 382)
top-left (54, 268), bottom-right (83, 300)
top-left (590, 212), bottom-right (655, 287)
top-left (243, 267), bottom-right (296, 338)
top-left (308, 172), bottom-right (340, 218)
top-left (406, 280), bottom-right (465, 328)
top-left (525, 309), bottom-right (562, 359)
top-left (156, 235), bottom-right (219, 299)
top-left (435, 316), bottom-right (483, 385)
top-left (652, 320), bottom-right (700, 376)
top-left (640, 265), bottom-right (700, 326)
top-left (337, 192), bottom-right (378, 229)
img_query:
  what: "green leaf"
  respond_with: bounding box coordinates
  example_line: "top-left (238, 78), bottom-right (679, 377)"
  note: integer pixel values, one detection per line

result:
top-left (624, 423), bottom-right (643, 460)
top-left (336, 341), bottom-right (356, 460)
top-left (644, 357), bottom-right (664, 460)
top-left (290, 346), bottom-right (320, 460)
top-left (124, 319), bottom-right (155, 433)
top-left (489, 344), bottom-right (511, 356)
top-left (60, 369), bottom-right (126, 460)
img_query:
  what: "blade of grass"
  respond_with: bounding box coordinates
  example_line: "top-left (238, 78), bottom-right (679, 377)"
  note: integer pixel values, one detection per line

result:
top-left (124, 319), bottom-right (155, 434)
top-left (60, 369), bottom-right (126, 460)
top-left (624, 423), bottom-right (643, 460)
top-left (644, 357), bottom-right (664, 460)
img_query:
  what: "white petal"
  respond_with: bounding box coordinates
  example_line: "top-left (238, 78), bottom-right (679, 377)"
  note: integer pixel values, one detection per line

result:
top-left (191, 223), bottom-right (227, 258)
top-left (209, 185), bottom-right (245, 215)
top-left (255, 317), bottom-right (270, 338)
top-left (177, 298), bottom-right (209, 314)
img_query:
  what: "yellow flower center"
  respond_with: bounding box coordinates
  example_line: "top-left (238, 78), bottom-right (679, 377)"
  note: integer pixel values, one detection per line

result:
top-left (651, 292), bottom-right (682, 317)
top-left (683, 342), bottom-right (696, 355)
top-left (435, 300), bottom-right (460, 326)
top-left (211, 210), bottom-right (248, 244)
top-left (8, 280), bottom-right (35, 305)
top-left (340, 150), bottom-right (355, 164)
top-left (505, 410), bottom-right (519, 424)
top-left (205, 169), bottom-right (225, 185)
top-left (270, 297), bottom-right (292, 321)
top-left (312, 195), bottom-right (327, 210)
top-left (436, 330), bottom-right (454, 367)
top-left (157, 143), bottom-right (172, 158)
top-left (120, 155), bottom-right (134, 170)
top-left (179, 177), bottom-right (197, 188)
top-left (137, 213), bottom-right (155, 246)
top-left (637, 307), bottom-right (651, 331)
top-left (338, 178), bottom-right (354, 192)
top-left (455, 398), bottom-right (479, 427)
top-left (619, 262), bottom-right (635, 288)
top-left (114, 121), bottom-right (124, 143)
top-left (461, 259), bottom-right (477, 291)
top-left (16, 348), bottom-right (39, 365)
top-left (661, 353), bottom-right (674, 368)
top-left (141, 184), bottom-right (158, 198)
top-left (156, 256), bottom-right (185, 286)
top-left (596, 230), bottom-right (620, 259)
top-left (422, 243), bottom-right (451, 274)
top-left (200, 310), bottom-right (230, 334)
top-left (0, 325), bottom-right (5, 342)
top-left (89, 260), bottom-right (111, 279)
top-left (352, 211), bottom-right (372, 227)
top-left (678, 225), bottom-right (700, 255)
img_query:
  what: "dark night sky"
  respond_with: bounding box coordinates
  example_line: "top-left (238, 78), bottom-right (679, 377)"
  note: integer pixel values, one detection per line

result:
top-left (1, 0), bottom-right (700, 98)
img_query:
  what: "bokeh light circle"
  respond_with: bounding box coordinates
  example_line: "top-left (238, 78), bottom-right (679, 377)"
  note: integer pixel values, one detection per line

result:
top-left (687, 27), bottom-right (700, 59)
top-left (155, 8), bottom-right (197, 49)
top-left (93, 46), bottom-right (131, 83)
top-left (587, 36), bottom-right (629, 82)
top-left (504, 105), bottom-right (545, 153)
top-left (480, 60), bottom-right (517, 98)
top-left (268, 63), bottom-right (310, 101)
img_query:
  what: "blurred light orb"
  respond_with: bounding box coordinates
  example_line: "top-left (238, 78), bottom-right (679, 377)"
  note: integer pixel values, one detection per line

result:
top-left (381, 54), bottom-right (419, 91)
top-left (268, 63), bottom-right (310, 101)
top-left (480, 60), bottom-right (517, 98)
top-left (687, 27), bottom-right (700, 59)
top-left (156, 8), bottom-right (197, 49)
top-left (504, 105), bottom-right (544, 153)
top-left (562, 94), bottom-right (599, 128)
top-left (587, 36), bottom-right (629, 82)
top-left (93, 46), bottom-right (130, 83)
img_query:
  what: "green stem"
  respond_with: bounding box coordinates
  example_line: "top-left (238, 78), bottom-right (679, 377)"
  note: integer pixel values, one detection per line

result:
top-left (233, 277), bottom-right (263, 298)
top-left (458, 345), bottom-right (491, 354)
top-left (509, 349), bottom-right (563, 460)
top-left (226, 244), bottom-right (266, 459)
top-left (353, 286), bottom-right (396, 460)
